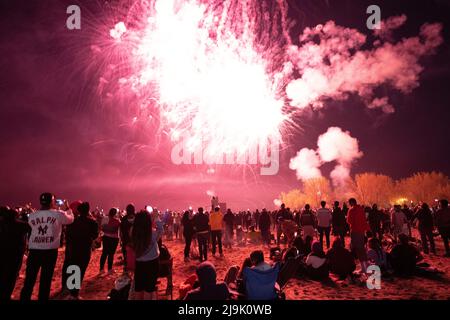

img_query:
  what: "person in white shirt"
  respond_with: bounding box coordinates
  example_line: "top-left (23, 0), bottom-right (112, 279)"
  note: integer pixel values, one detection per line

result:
top-left (391, 205), bottom-right (408, 242)
top-left (20, 193), bottom-right (74, 301)
top-left (316, 201), bottom-right (332, 249)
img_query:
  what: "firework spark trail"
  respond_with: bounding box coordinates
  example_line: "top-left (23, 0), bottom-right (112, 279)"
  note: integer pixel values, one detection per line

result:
top-left (92, 0), bottom-right (442, 169)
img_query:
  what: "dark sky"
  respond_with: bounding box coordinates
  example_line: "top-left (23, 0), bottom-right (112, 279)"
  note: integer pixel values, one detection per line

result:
top-left (0, 0), bottom-right (449, 210)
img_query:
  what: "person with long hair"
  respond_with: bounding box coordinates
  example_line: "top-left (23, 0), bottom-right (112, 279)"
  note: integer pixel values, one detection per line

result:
top-left (99, 208), bottom-right (121, 274)
top-left (131, 210), bottom-right (163, 300)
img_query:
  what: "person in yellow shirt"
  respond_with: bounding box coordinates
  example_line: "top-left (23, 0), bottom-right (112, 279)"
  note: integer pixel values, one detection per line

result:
top-left (209, 206), bottom-right (224, 257)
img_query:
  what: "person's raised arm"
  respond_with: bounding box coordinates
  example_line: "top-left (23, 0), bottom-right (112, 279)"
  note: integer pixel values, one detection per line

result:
top-left (60, 200), bottom-right (74, 225)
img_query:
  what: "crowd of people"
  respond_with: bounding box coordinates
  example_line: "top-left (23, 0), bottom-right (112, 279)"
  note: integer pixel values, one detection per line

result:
top-left (0, 193), bottom-right (449, 301)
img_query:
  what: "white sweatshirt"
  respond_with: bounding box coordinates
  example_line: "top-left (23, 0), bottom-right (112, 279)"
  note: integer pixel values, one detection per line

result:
top-left (316, 208), bottom-right (332, 228)
top-left (28, 209), bottom-right (74, 250)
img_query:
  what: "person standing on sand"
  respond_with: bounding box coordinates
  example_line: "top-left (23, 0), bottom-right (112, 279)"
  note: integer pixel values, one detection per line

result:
top-left (435, 199), bottom-right (450, 257)
top-left (259, 209), bottom-right (272, 246)
top-left (210, 206), bottom-right (224, 257)
top-left (99, 208), bottom-right (121, 274)
top-left (63, 202), bottom-right (99, 299)
top-left (182, 210), bottom-right (195, 262)
top-left (332, 201), bottom-right (346, 246)
top-left (0, 207), bottom-right (31, 301)
top-left (223, 209), bottom-right (234, 249)
top-left (347, 198), bottom-right (369, 274)
top-left (316, 201), bottom-right (332, 249)
top-left (20, 193), bottom-right (74, 301)
top-left (131, 210), bottom-right (164, 300)
top-left (120, 204), bottom-right (135, 272)
top-left (193, 207), bottom-right (210, 262)
top-left (414, 203), bottom-right (436, 255)
top-left (300, 204), bottom-right (316, 241)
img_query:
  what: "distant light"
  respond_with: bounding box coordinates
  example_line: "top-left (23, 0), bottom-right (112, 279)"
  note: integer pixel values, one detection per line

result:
top-left (145, 205), bottom-right (153, 213)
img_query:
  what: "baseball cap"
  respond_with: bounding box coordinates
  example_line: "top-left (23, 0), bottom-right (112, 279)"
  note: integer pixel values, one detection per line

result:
top-left (40, 192), bottom-right (54, 206)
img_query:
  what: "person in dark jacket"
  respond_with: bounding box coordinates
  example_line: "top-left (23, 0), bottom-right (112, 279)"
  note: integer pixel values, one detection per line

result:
top-left (184, 261), bottom-right (230, 300)
top-left (254, 210), bottom-right (260, 231)
top-left (120, 204), bottom-right (135, 272)
top-left (414, 203), bottom-right (436, 254)
top-left (259, 209), bottom-right (271, 246)
top-left (326, 238), bottom-right (356, 280)
top-left (331, 201), bottom-right (347, 246)
top-left (223, 209), bottom-right (234, 249)
top-left (389, 234), bottom-right (423, 277)
top-left (435, 199), bottom-right (450, 257)
top-left (193, 208), bottom-right (210, 262)
top-left (62, 202), bottom-right (99, 299)
top-left (0, 207), bottom-right (31, 300)
top-left (182, 210), bottom-right (195, 261)
top-left (368, 204), bottom-right (383, 241)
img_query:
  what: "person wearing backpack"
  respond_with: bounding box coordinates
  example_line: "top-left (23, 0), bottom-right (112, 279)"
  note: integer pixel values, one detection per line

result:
top-left (300, 204), bottom-right (316, 241)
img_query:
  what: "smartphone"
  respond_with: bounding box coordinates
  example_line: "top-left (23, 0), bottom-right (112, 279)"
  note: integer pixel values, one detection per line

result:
top-left (56, 199), bottom-right (64, 206)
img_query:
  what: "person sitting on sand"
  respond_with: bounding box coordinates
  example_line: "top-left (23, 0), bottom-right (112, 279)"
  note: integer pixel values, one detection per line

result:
top-left (223, 257), bottom-right (253, 296)
top-left (326, 237), bottom-right (356, 280)
top-left (292, 235), bottom-right (306, 257)
top-left (367, 237), bottom-right (390, 274)
top-left (247, 226), bottom-right (260, 244)
top-left (184, 261), bottom-right (230, 300)
top-left (389, 234), bottom-right (423, 277)
top-left (305, 241), bottom-right (329, 281)
top-left (243, 250), bottom-right (280, 300)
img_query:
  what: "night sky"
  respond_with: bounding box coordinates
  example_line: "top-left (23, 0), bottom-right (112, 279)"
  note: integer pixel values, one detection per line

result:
top-left (1, 0), bottom-right (449, 210)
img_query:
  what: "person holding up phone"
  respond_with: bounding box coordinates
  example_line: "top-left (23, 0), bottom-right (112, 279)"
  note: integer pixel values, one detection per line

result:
top-left (20, 193), bottom-right (74, 301)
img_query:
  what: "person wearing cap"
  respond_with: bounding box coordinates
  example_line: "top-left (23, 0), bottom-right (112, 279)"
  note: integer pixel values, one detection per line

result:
top-left (20, 193), bottom-right (74, 301)
top-left (184, 261), bottom-right (230, 300)
top-left (209, 206), bottom-right (224, 257)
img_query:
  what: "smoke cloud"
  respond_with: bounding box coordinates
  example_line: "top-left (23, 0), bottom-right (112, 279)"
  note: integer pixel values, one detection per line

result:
top-left (289, 148), bottom-right (322, 181)
top-left (286, 16), bottom-right (443, 113)
top-left (290, 127), bottom-right (362, 186)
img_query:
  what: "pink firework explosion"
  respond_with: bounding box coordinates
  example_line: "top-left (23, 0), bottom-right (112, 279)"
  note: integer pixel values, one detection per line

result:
top-left (106, 0), bottom-right (292, 159)
top-left (93, 0), bottom-right (442, 171)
